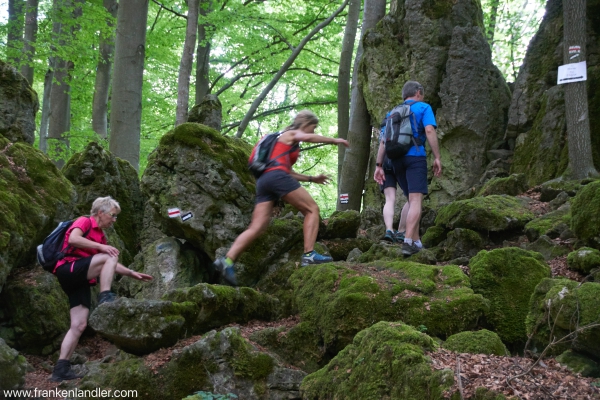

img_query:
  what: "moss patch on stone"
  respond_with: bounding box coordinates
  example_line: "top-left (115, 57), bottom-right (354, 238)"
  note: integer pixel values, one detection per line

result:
top-left (570, 180), bottom-right (600, 247)
top-left (524, 205), bottom-right (570, 242)
top-left (556, 350), bottom-right (600, 378)
top-left (567, 247), bottom-right (600, 274)
top-left (469, 248), bottom-right (550, 345)
top-left (443, 329), bottom-right (508, 356)
top-left (477, 174), bottom-right (528, 197)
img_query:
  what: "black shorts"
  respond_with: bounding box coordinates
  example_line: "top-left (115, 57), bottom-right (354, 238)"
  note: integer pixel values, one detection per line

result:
top-left (390, 156), bottom-right (428, 197)
top-left (380, 169), bottom-right (399, 192)
top-left (255, 170), bottom-right (301, 204)
top-left (55, 256), bottom-right (93, 309)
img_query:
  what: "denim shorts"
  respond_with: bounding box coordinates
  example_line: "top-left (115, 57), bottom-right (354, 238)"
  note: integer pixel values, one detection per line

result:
top-left (255, 170), bottom-right (301, 204)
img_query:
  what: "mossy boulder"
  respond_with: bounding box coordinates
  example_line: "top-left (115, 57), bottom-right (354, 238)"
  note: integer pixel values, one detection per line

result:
top-left (523, 204), bottom-right (571, 242)
top-left (567, 247), bottom-right (600, 274)
top-left (300, 321), bottom-right (454, 399)
top-left (290, 262), bottom-right (488, 354)
top-left (0, 338), bottom-right (28, 390)
top-left (437, 228), bottom-right (485, 261)
top-left (88, 298), bottom-right (195, 355)
top-left (0, 59), bottom-right (38, 145)
top-left (435, 195), bottom-right (534, 233)
top-left (571, 180), bottom-right (600, 248)
top-left (162, 283), bottom-right (280, 334)
top-left (187, 94), bottom-right (222, 131)
top-left (249, 321), bottom-right (326, 373)
top-left (443, 329), bottom-right (508, 356)
top-left (141, 123), bottom-right (255, 259)
top-left (526, 278), bottom-right (600, 358)
top-left (556, 350), bottom-right (600, 378)
top-left (322, 210), bottom-right (361, 239)
top-left (118, 237), bottom-right (208, 300)
top-left (525, 235), bottom-right (570, 261)
top-left (62, 142), bottom-right (144, 261)
top-left (421, 225), bottom-right (448, 248)
top-left (0, 136), bottom-right (76, 291)
top-left (0, 268), bottom-right (69, 355)
top-left (477, 174), bottom-right (528, 197)
top-left (357, 243), bottom-right (404, 263)
top-left (540, 179), bottom-right (583, 202)
top-left (469, 248), bottom-right (551, 345)
top-left (320, 238), bottom-right (374, 261)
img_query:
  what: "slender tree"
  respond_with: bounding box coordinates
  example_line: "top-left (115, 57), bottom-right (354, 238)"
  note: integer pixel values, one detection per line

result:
top-left (195, 0), bottom-right (213, 105)
top-left (562, 0), bottom-right (598, 179)
top-left (337, 0), bottom-right (361, 183)
top-left (109, 0), bottom-right (149, 171)
top-left (485, 0), bottom-right (501, 45)
top-left (7, 0), bottom-right (25, 65)
top-left (235, 0), bottom-right (349, 138)
top-left (20, 0), bottom-right (39, 84)
top-left (337, 0), bottom-right (386, 211)
top-left (176, 0), bottom-right (200, 126)
top-left (91, 0), bottom-right (118, 139)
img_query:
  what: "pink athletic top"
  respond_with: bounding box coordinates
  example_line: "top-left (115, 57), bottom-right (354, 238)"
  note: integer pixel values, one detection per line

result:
top-left (54, 216), bottom-right (106, 271)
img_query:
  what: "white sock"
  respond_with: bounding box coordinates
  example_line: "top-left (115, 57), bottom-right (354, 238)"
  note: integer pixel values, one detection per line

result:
top-left (414, 240), bottom-right (423, 248)
top-left (404, 238), bottom-right (413, 245)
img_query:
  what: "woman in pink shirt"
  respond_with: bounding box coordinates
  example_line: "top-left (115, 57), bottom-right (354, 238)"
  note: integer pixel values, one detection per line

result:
top-left (51, 196), bottom-right (153, 382)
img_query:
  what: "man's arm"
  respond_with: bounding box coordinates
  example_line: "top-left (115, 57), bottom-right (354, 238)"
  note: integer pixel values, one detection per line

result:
top-left (373, 141), bottom-right (386, 184)
top-left (425, 125), bottom-right (442, 177)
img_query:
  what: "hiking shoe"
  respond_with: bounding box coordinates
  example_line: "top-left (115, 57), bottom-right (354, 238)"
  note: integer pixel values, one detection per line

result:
top-left (301, 251), bottom-right (333, 267)
top-left (50, 359), bottom-right (83, 382)
top-left (221, 266), bottom-right (238, 286)
top-left (382, 230), bottom-right (395, 243)
top-left (401, 241), bottom-right (421, 256)
top-left (97, 291), bottom-right (117, 305)
top-left (393, 231), bottom-right (405, 242)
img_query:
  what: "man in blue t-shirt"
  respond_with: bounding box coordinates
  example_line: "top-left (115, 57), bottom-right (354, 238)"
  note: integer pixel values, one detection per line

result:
top-left (374, 81), bottom-right (442, 255)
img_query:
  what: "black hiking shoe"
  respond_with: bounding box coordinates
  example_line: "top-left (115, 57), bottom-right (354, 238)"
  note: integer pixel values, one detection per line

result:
top-left (382, 230), bottom-right (395, 243)
top-left (213, 258), bottom-right (238, 286)
top-left (97, 291), bottom-right (117, 305)
top-left (401, 241), bottom-right (421, 256)
top-left (50, 359), bottom-right (83, 382)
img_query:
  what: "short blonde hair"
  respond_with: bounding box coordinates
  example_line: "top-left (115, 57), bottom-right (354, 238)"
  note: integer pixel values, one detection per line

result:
top-left (285, 110), bottom-right (319, 131)
top-left (90, 196), bottom-right (121, 215)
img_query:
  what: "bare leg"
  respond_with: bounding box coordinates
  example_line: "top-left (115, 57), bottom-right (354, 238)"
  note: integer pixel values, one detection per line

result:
top-left (383, 187), bottom-right (396, 231)
top-left (86, 254), bottom-right (118, 292)
top-left (58, 305), bottom-right (89, 360)
top-left (398, 201), bottom-right (409, 232)
top-left (405, 192), bottom-right (423, 241)
top-left (226, 201), bottom-right (274, 261)
top-left (282, 187), bottom-right (320, 253)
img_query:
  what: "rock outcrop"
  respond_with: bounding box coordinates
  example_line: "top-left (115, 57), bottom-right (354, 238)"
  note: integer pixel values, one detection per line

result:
top-left (0, 60), bottom-right (38, 145)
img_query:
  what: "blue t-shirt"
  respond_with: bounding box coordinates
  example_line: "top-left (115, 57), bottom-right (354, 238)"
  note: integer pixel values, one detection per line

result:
top-left (379, 100), bottom-right (437, 157)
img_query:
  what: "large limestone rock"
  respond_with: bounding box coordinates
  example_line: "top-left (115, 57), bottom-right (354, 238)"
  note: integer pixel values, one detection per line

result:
top-left (79, 328), bottom-right (306, 400)
top-left (0, 136), bottom-right (76, 292)
top-left (470, 248), bottom-right (551, 345)
top-left (443, 329), bottom-right (508, 356)
top-left (570, 180), bottom-right (600, 248)
top-left (141, 123), bottom-right (255, 260)
top-left (359, 0), bottom-right (511, 206)
top-left (290, 262), bottom-right (488, 354)
top-left (0, 338), bottom-right (28, 391)
top-left (508, 0), bottom-right (600, 185)
top-left (300, 321), bottom-right (454, 399)
top-left (120, 237), bottom-right (208, 300)
top-left (0, 59), bottom-right (38, 145)
top-left (0, 268), bottom-right (69, 355)
top-left (187, 94), bottom-right (222, 131)
top-left (527, 278), bottom-right (600, 358)
top-left (62, 142), bottom-right (145, 261)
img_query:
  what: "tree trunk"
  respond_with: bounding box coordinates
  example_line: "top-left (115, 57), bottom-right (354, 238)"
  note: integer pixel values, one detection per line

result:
top-left (235, 0), bottom-right (349, 138)
top-left (195, 0), bottom-right (212, 105)
top-left (337, 0), bottom-right (361, 184)
top-left (486, 0), bottom-right (500, 45)
top-left (91, 0), bottom-right (118, 139)
top-left (175, 0), bottom-right (200, 126)
top-left (109, 0), bottom-right (149, 171)
top-left (7, 0), bottom-right (25, 65)
top-left (39, 67), bottom-right (53, 153)
top-left (562, 0), bottom-right (599, 179)
top-left (20, 0), bottom-right (38, 84)
top-left (337, 0), bottom-right (386, 211)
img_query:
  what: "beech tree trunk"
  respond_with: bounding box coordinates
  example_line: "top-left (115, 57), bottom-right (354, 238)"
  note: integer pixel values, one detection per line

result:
top-left (39, 67), bottom-right (53, 153)
top-left (109, 0), bottom-right (149, 171)
top-left (337, 0), bottom-right (361, 184)
top-left (486, 0), bottom-right (500, 45)
top-left (91, 0), bottom-right (118, 139)
top-left (20, 0), bottom-right (38, 84)
top-left (235, 0), bottom-right (349, 138)
top-left (337, 0), bottom-right (386, 211)
top-left (195, 0), bottom-right (212, 105)
top-left (7, 0), bottom-right (25, 65)
top-left (175, 0), bottom-right (200, 126)
top-left (562, 0), bottom-right (598, 179)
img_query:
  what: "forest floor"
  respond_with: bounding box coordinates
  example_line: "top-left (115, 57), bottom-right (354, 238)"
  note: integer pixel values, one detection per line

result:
top-left (21, 188), bottom-right (600, 400)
